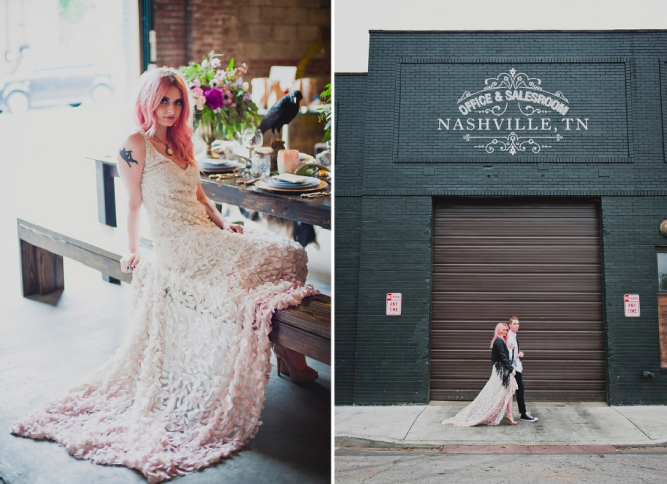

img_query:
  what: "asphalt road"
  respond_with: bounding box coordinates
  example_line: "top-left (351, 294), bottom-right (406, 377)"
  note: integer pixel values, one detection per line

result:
top-left (335, 447), bottom-right (667, 483)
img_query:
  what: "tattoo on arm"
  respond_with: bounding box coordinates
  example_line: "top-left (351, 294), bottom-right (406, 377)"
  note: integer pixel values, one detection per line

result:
top-left (119, 148), bottom-right (138, 168)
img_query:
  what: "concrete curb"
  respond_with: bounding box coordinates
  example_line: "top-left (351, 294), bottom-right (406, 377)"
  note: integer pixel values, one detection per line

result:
top-left (335, 437), bottom-right (440, 449)
top-left (335, 436), bottom-right (667, 449)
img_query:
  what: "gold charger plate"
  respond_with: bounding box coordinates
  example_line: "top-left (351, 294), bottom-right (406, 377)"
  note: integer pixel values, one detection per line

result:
top-left (255, 179), bottom-right (328, 193)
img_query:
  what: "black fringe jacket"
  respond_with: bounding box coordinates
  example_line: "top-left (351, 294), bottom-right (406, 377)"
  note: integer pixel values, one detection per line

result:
top-left (491, 338), bottom-right (514, 388)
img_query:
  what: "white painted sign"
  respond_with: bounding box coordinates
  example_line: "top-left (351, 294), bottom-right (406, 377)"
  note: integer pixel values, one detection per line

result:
top-left (437, 67), bottom-right (590, 156)
top-left (624, 294), bottom-right (640, 317)
top-left (386, 293), bottom-right (402, 316)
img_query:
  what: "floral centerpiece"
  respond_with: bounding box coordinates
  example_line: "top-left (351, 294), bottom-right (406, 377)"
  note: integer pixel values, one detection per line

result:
top-left (180, 51), bottom-right (259, 158)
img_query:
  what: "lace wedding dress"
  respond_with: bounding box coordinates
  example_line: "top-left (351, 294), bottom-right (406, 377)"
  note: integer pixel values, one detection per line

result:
top-left (11, 132), bottom-right (317, 483)
top-left (441, 368), bottom-right (518, 427)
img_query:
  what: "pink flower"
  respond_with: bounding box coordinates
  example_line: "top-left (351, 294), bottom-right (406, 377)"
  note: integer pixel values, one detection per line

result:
top-left (196, 97), bottom-right (206, 110)
top-left (191, 79), bottom-right (201, 88)
top-left (215, 70), bottom-right (226, 80)
top-left (211, 58), bottom-right (221, 68)
top-left (192, 87), bottom-right (203, 98)
top-left (222, 89), bottom-right (234, 106)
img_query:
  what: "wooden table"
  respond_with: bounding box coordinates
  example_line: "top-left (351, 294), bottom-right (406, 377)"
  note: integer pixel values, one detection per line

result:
top-left (89, 155), bottom-right (331, 229)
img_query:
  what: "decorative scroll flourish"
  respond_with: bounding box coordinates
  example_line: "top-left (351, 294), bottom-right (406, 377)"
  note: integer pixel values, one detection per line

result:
top-left (517, 103), bottom-right (550, 116)
top-left (458, 68), bottom-right (569, 104)
top-left (463, 131), bottom-right (564, 156)
top-left (474, 103), bottom-right (508, 116)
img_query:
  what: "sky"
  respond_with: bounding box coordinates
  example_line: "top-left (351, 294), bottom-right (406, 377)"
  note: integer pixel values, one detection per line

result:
top-left (334, 0), bottom-right (667, 72)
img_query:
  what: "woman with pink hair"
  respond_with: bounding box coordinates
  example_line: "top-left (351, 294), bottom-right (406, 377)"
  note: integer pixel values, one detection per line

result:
top-left (11, 67), bottom-right (319, 483)
top-left (442, 322), bottom-right (518, 427)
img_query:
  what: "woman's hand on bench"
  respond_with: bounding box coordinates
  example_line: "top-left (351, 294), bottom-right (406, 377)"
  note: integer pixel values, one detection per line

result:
top-left (121, 252), bottom-right (141, 273)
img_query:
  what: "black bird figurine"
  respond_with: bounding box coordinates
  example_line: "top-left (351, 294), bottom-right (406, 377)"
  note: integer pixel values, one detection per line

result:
top-left (258, 90), bottom-right (302, 140)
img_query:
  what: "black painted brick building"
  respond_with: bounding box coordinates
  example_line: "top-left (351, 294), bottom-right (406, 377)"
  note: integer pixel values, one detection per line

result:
top-left (335, 31), bottom-right (667, 406)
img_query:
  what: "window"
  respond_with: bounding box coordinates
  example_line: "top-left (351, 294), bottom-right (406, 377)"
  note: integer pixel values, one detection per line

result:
top-left (658, 248), bottom-right (667, 293)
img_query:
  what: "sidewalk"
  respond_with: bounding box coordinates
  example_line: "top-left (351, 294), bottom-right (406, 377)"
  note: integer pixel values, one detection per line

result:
top-left (335, 403), bottom-right (667, 448)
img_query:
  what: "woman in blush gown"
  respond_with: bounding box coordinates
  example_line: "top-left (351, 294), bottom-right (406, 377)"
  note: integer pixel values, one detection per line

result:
top-left (442, 323), bottom-right (518, 427)
top-left (11, 67), bottom-right (319, 483)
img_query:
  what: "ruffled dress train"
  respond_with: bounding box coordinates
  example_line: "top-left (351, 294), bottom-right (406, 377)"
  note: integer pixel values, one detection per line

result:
top-left (10, 132), bottom-right (318, 483)
top-left (441, 368), bottom-right (518, 427)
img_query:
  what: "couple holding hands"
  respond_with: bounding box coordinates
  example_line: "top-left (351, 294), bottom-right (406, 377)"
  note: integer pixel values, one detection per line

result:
top-left (443, 316), bottom-right (539, 427)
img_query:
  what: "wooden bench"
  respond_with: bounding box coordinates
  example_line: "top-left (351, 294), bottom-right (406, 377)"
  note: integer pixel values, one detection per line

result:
top-left (17, 218), bottom-right (330, 365)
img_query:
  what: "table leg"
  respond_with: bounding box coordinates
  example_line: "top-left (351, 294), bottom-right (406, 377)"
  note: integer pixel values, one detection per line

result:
top-left (20, 240), bottom-right (64, 297)
top-left (96, 160), bottom-right (120, 284)
top-left (96, 160), bottom-right (118, 227)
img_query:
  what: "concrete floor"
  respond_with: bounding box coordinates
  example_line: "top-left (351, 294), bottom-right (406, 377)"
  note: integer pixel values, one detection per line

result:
top-left (0, 105), bottom-right (331, 483)
top-left (0, 258), bottom-right (330, 484)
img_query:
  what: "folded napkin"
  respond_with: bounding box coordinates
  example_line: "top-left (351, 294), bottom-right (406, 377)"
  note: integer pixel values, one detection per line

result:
top-left (273, 173), bottom-right (309, 184)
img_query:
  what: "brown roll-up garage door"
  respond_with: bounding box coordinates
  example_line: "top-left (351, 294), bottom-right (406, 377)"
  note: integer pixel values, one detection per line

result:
top-left (430, 199), bottom-right (605, 402)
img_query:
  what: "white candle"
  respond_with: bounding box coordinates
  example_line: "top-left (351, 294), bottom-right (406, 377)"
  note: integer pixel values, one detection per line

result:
top-left (277, 149), bottom-right (300, 174)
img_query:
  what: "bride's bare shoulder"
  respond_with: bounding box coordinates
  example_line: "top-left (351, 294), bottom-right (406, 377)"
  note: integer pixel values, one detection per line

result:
top-left (123, 131), bottom-right (145, 149)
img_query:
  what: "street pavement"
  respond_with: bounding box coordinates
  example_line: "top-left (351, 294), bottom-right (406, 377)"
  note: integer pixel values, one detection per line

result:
top-left (335, 447), bottom-right (667, 483)
top-left (336, 403), bottom-right (667, 447)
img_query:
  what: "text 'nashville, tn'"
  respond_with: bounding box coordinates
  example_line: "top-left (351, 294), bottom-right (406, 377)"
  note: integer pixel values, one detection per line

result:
top-left (437, 117), bottom-right (589, 132)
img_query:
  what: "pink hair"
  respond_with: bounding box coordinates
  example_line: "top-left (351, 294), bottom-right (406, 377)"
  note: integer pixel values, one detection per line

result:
top-left (489, 322), bottom-right (509, 348)
top-left (134, 67), bottom-right (195, 166)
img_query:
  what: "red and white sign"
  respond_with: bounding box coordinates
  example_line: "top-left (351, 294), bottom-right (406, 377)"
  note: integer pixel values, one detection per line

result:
top-left (624, 294), bottom-right (640, 317)
top-left (386, 293), bottom-right (402, 316)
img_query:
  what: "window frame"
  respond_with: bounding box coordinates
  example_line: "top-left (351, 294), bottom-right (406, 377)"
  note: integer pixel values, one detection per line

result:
top-left (657, 247), bottom-right (667, 294)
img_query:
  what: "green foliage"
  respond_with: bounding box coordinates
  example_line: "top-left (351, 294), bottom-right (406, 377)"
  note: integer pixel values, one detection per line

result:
top-left (179, 51), bottom-right (258, 140)
top-left (59, 0), bottom-right (91, 22)
top-left (59, 0), bottom-right (94, 45)
top-left (318, 83), bottom-right (332, 143)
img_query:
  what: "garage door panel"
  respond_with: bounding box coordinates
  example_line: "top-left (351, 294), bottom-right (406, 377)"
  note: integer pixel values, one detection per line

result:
top-left (432, 349), bottom-right (605, 361)
top-left (431, 320), bottom-right (604, 331)
top-left (430, 199), bottom-right (605, 402)
top-left (433, 263), bottom-right (600, 274)
top-left (431, 330), bottom-right (604, 351)
top-left (434, 246), bottom-right (600, 264)
top-left (430, 379), bottom-right (606, 392)
top-left (433, 236), bottom-right (601, 246)
top-left (433, 274), bottom-right (601, 293)
top-left (431, 360), bottom-right (605, 380)
top-left (433, 200), bottom-right (599, 217)
top-left (434, 292), bottom-right (602, 303)
top-left (430, 389), bottom-right (607, 402)
top-left (431, 301), bottom-right (603, 321)
top-left (434, 219), bottom-right (599, 238)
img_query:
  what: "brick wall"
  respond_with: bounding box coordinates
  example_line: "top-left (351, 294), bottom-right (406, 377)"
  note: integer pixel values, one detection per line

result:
top-left (336, 31), bottom-right (667, 405)
top-left (153, 0), bottom-right (189, 69)
top-left (153, 0), bottom-right (330, 87)
top-left (334, 74), bottom-right (367, 404)
top-left (601, 197), bottom-right (667, 405)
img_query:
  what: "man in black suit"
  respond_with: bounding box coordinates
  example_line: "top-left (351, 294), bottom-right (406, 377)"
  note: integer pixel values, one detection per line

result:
top-left (507, 316), bottom-right (538, 422)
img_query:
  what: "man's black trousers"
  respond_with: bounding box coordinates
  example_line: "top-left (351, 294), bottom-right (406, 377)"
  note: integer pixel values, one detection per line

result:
top-left (515, 371), bottom-right (527, 415)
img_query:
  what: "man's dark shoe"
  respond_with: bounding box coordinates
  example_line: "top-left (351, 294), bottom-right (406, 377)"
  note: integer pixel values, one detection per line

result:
top-left (520, 412), bottom-right (538, 422)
